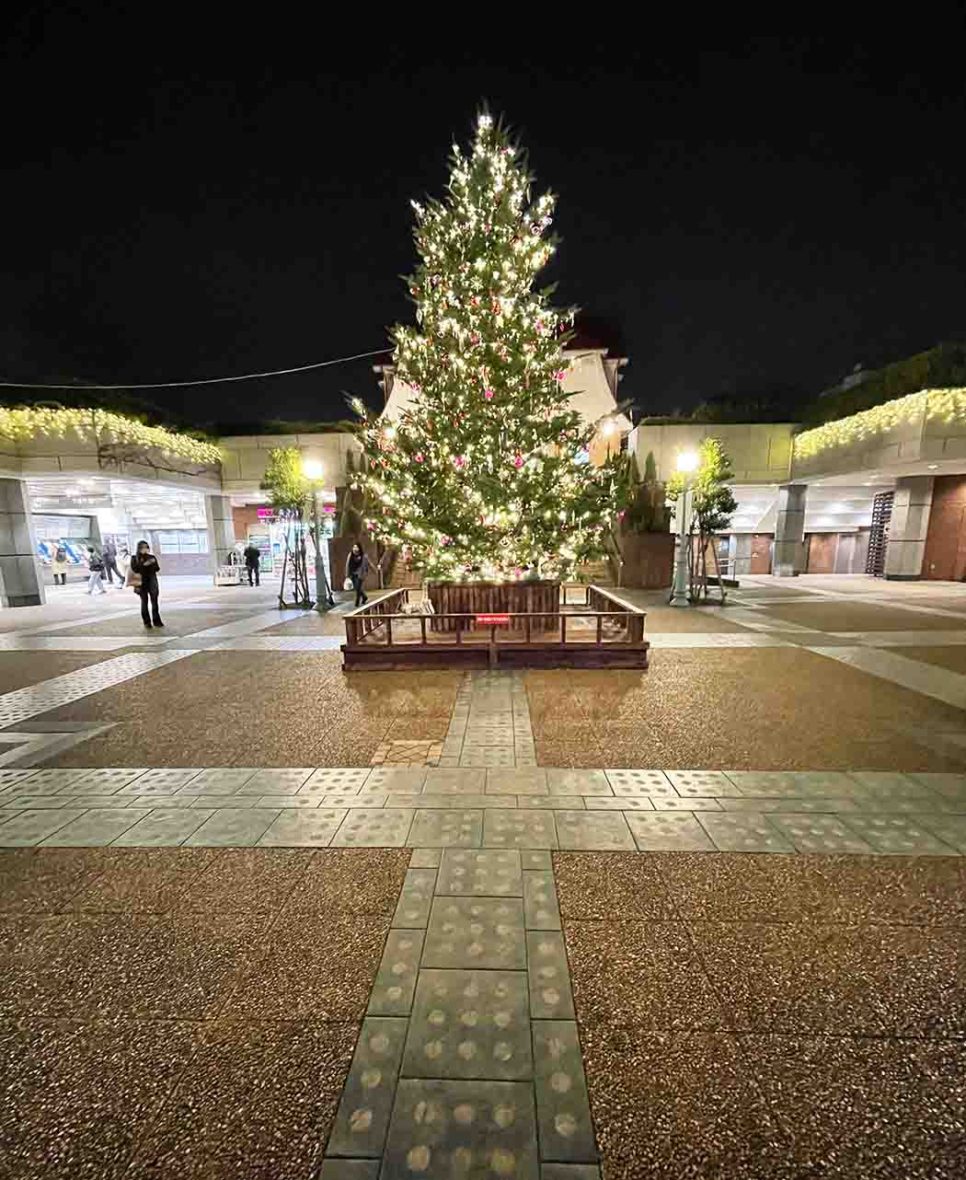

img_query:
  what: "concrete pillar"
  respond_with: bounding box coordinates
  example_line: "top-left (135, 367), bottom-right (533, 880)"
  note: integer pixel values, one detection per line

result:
top-left (773, 484), bottom-right (807, 576)
top-left (205, 494), bottom-right (236, 572)
top-left (0, 478), bottom-right (45, 607)
top-left (885, 476), bottom-right (933, 580)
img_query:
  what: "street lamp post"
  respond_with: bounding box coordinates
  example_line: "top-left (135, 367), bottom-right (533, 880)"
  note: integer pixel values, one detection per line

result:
top-left (670, 450), bottom-right (699, 607)
top-left (302, 458), bottom-right (334, 613)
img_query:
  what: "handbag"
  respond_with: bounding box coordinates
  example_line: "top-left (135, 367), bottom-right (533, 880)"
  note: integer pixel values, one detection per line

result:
top-left (343, 577), bottom-right (354, 591)
top-left (126, 570), bottom-right (142, 589)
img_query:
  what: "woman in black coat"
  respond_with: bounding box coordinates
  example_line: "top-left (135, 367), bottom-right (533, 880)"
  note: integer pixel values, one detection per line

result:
top-left (345, 542), bottom-right (369, 608)
top-left (130, 539), bottom-right (164, 628)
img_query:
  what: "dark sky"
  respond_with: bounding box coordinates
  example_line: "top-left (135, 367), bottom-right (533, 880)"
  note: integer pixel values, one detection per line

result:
top-left (3, 12), bottom-right (966, 427)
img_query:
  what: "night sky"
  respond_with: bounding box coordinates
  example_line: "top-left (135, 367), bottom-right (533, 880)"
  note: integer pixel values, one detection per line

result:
top-left (3, 14), bottom-right (965, 429)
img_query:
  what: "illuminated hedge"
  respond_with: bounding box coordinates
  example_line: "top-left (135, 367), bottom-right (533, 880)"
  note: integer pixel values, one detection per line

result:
top-left (793, 388), bottom-right (966, 461)
top-left (0, 406), bottom-right (222, 466)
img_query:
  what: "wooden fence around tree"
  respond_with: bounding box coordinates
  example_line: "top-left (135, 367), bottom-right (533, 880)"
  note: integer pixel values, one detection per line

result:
top-left (341, 584), bottom-right (648, 670)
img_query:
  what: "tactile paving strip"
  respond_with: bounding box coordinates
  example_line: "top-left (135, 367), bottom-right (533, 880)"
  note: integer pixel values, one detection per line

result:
top-left (484, 810), bottom-right (558, 849)
top-left (402, 969), bottom-right (532, 1080)
top-left (423, 897), bottom-right (526, 970)
top-left (0, 650), bottom-right (194, 727)
top-left (436, 850), bottom-right (523, 897)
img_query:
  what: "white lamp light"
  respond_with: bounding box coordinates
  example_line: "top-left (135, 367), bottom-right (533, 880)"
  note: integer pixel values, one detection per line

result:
top-left (601, 418), bottom-right (616, 438)
top-left (676, 450), bottom-right (699, 474)
top-left (302, 458), bottom-right (323, 481)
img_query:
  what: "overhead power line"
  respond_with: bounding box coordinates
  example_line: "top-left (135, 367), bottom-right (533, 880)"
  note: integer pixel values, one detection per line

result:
top-left (0, 346), bottom-right (391, 391)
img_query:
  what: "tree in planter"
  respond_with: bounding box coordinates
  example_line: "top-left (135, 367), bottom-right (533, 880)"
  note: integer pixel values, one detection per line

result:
top-left (260, 447), bottom-right (312, 608)
top-left (666, 437), bottom-right (737, 602)
top-left (350, 112), bottom-right (622, 582)
top-left (607, 450), bottom-right (671, 586)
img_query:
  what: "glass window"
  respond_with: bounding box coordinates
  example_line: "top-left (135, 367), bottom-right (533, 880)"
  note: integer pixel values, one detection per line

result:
top-left (156, 530), bottom-right (208, 554)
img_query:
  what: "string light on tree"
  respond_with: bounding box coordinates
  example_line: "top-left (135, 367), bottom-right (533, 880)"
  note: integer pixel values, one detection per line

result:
top-left (350, 112), bottom-right (622, 581)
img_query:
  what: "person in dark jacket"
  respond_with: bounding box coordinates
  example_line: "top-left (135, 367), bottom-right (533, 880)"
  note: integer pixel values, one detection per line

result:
top-left (346, 542), bottom-right (369, 607)
top-left (102, 539), bottom-right (121, 585)
top-left (243, 542), bottom-right (261, 587)
top-left (130, 539), bottom-right (164, 628)
top-left (85, 548), bottom-right (107, 595)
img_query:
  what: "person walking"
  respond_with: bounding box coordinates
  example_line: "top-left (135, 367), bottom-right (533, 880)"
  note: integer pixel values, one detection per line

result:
top-left (346, 542), bottom-right (369, 607)
top-left (102, 539), bottom-right (121, 585)
top-left (85, 548), bottom-right (107, 595)
top-left (130, 539), bottom-right (164, 628)
top-left (117, 546), bottom-right (131, 589)
top-left (243, 541), bottom-right (261, 587)
top-left (51, 544), bottom-right (69, 586)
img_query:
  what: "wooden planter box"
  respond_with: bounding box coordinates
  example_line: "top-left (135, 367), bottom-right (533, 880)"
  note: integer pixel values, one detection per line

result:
top-left (426, 580), bottom-right (560, 632)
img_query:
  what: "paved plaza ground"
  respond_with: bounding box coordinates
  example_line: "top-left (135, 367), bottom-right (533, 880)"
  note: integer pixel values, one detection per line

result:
top-left (1, 573), bottom-right (964, 1177)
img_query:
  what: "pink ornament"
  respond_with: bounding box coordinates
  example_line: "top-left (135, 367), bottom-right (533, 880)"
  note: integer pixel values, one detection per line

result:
top-left (513, 454), bottom-right (524, 469)
top-left (484, 388), bottom-right (494, 401)
top-left (414, 453), bottom-right (424, 463)
top-left (554, 370), bottom-right (566, 382)
top-left (454, 455), bottom-right (466, 469)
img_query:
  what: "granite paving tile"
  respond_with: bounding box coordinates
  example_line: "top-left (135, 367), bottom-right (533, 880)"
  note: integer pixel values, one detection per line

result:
top-left (540, 1167), bottom-right (600, 1180)
top-left (367, 929), bottom-right (425, 1017)
top-left (531, 1020), bottom-right (597, 1163)
top-left (521, 851), bottom-right (551, 871)
top-left (603, 769), bottom-right (678, 797)
top-left (626, 811), bottom-right (716, 851)
top-left (802, 854), bottom-right (966, 925)
top-left (486, 769), bottom-right (549, 795)
top-left (564, 919), bottom-right (727, 1030)
top-left (180, 767), bottom-right (256, 794)
top-left (0, 809), bottom-right (88, 846)
top-left (256, 808), bottom-right (347, 846)
top-left (17, 768), bottom-right (88, 792)
top-left (401, 968), bottom-right (532, 1080)
top-left (407, 809), bottom-right (482, 847)
top-left (695, 812), bottom-right (795, 853)
top-left (484, 809), bottom-right (558, 849)
top-left (2, 795), bottom-right (75, 810)
top-left (527, 932), bottom-right (575, 1020)
top-left (302, 767), bottom-right (371, 793)
top-left (392, 868), bottom-right (438, 928)
top-left (546, 770), bottom-right (612, 796)
top-left (666, 770), bottom-right (745, 798)
top-left (915, 812), bottom-right (966, 853)
top-left (523, 870), bottom-right (562, 930)
top-left (838, 813), bottom-right (960, 854)
top-left (126, 1018), bottom-right (358, 1180)
top-left (423, 768), bottom-right (487, 793)
top-left (326, 1016), bottom-right (408, 1158)
top-left (319, 1161), bottom-right (380, 1179)
top-left (718, 796), bottom-right (859, 812)
top-left (380, 1078), bottom-right (538, 1180)
top-left (553, 811), bottom-right (635, 851)
top-left (365, 768), bottom-right (428, 792)
top-left (422, 896), bottom-right (526, 970)
top-left (0, 1016), bottom-right (203, 1180)
top-left (332, 808), bottom-right (415, 847)
top-left (41, 808), bottom-right (152, 847)
top-left (228, 911), bottom-right (390, 1021)
top-left (512, 794), bottom-right (580, 810)
top-left (436, 849), bottom-right (523, 896)
top-left (182, 808), bottom-right (280, 846)
top-left (118, 768), bottom-right (202, 793)
top-left (553, 852), bottom-right (676, 920)
top-left (67, 768), bottom-right (149, 794)
top-left (766, 813), bottom-right (876, 853)
top-left (409, 848), bottom-right (442, 868)
top-left (577, 1027), bottom-right (789, 1179)
top-left (285, 849), bottom-right (411, 916)
top-left (108, 809), bottom-right (211, 847)
top-left (234, 767), bottom-right (313, 794)
top-left (911, 771), bottom-right (966, 802)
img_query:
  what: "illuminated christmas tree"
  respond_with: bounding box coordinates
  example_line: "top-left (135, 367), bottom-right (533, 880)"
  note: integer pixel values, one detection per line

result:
top-left (352, 112), bottom-right (622, 582)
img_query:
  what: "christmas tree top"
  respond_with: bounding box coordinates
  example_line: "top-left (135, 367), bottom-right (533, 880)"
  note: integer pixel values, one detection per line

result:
top-left (353, 112), bottom-right (620, 581)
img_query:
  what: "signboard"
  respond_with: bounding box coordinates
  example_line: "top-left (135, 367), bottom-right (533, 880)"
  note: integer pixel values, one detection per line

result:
top-left (256, 507), bottom-right (275, 519)
top-left (476, 613), bottom-right (511, 625)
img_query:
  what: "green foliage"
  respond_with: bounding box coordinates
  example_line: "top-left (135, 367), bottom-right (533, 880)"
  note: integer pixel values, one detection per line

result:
top-left (617, 451), bottom-right (670, 533)
top-left (666, 437), bottom-right (737, 535)
top-left (260, 447), bottom-right (308, 514)
top-left (352, 113), bottom-right (620, 581)
top-left (805, 342), bottom-right (966, 425)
